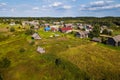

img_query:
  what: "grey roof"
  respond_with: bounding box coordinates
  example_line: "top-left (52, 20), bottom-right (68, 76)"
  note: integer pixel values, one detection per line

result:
top-left (37, 46), bottom-right (45, 54)
top-left (113, 35), bottom-right (120, 42)
top-left (77, 31), bottom-right (89, 35)
top-left (92, 37), bottom-right (102, 42)
top-left (32, 33), bottom-right (41, 40)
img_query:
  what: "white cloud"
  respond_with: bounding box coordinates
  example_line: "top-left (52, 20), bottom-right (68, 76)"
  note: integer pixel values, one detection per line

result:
top-left (32, 7), bottom-right (39, 10)
top-left (90, 0), bottom-right (113, 5)
top-left (49, 2), bottom-right (62, 7)
top-left (80, 0), bottom-right (120, 11)
top-left (0, 3), bottom-right (7, 6)
top-left (63, 5), bottom-right (72, 9)
top-left (72, 0), bottom-right (76, 2)
top-left (11, 8), bottom-right (15, 12)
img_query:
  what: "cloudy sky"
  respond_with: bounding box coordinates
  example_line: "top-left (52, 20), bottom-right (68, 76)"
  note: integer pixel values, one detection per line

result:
top-left (0, 0), bottom-right (120, 17)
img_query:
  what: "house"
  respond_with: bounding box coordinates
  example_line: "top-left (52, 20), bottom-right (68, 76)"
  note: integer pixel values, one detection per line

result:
top-left (53, 22), bottom-right (61, 25)
top-left (100, 28), bottom-right (113, 34)
top-left (50, 25), bottom-right (59, 32)
top-left (22, 20), bottom-right (39, 27)
top-left (44, 24), bottom-right (49, 27)
top-left (75, 31), bottom-right (89, 38)
top-left (22, 21), bottom-right (29, 26)
top-left (51, 27), bottom-right (58, 32)
top-left (78, 25), bottom-right (84, 30)
top-left (10, 22), bottom-right (15, 26)
top-left (92, 37), bottom-right (102, 42)
top-left (37, 46), bottom-right (45, 54)
top-left (107, 35), bottom-right (120, 46)
top-left (65, 24), bottom-right (73, 28)
top-left (34, 26), bottom-right (39, 30)
top-left (32, 33), bottom-right (41, 40)
top-left (59, 27), bottom-right (72, 33)
top-left (29, 20), bottom-right (39, 26)
top-left (44, 26), bottom-right (51, 31)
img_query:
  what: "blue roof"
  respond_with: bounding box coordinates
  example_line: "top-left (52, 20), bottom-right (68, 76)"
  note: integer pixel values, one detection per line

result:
top-left (44, 27), bottom-right (51, 31)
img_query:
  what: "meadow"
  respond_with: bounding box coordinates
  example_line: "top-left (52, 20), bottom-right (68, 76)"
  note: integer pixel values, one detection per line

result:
top-left (0, 24), bottom-right (120, 80)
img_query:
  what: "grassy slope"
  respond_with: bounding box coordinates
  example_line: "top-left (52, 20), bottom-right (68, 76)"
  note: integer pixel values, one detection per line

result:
top-left (0, 27), bottom-right (120, 80)
top-left (58, 42), bottom-right (120, 80)
top-left (0, 31), bottom-right (89, 80)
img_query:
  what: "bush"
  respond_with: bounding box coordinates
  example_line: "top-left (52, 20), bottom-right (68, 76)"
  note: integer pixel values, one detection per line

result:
top-left (55, 58), bottom-right (61, 66)
top-left (25, 29), bottom-right (35, 35)
top-left (10, 27), bottom-right (15, 32)
top-left (102, 29), bottom-right (108, 34)
top-left (19, 48), bottom-right (26, 53)
top-left (30, 41), bottom-right (35, 45)
top-left (0, 75), bottom-right (3, 80)
top-left (0, 57), bottom-right (11, 68)
top-left (0, 34), bottom-right (8, 41)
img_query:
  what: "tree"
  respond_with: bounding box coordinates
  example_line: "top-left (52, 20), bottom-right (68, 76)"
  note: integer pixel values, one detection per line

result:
top-left (102, 29), bottom-right (108, 35)
top-left (102, 29), bottom-right (113, 36)
top-left (89, 25), bottom-right (100, 38)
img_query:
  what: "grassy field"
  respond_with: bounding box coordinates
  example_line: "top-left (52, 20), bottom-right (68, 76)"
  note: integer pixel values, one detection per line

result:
top-left (0, 25), bottom-right (120, 80)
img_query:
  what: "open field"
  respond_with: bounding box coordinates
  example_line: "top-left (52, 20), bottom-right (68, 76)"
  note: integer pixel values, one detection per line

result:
top-left (0, 17), bottom-right (120, 80)
top-left (0, 28), bottom-right (120, 80)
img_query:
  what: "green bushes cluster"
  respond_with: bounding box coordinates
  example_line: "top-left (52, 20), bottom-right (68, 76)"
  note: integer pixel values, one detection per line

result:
top-left (10, 27), bottom-right (15, 32)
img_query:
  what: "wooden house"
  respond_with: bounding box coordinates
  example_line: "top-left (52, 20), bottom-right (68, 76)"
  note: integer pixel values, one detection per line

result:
top-left (107, 35), bottom-right (120, 46)
top-left (32, 33), bottom-right (41, 40)
top-left (75, 31), bottom-right (89, 38)
top-left (37, 46), bottom-right (45, 54)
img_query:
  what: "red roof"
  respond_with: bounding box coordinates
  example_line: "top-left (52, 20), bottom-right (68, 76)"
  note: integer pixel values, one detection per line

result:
top-left (60, 27), bottom-right (72, 32)
top-left (51, 27), bottom-right (57, 31)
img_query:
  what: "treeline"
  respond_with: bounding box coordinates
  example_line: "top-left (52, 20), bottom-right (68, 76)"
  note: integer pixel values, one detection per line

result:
top-left (0, 17), bottom-right (120, 28)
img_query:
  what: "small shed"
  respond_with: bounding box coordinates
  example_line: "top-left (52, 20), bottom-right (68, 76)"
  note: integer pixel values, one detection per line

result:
top-left (32, 33), bottom-right (41, 40)
top-left (107, 35), bottom-right (120, 46)
top-left (76, 31), bottom-right (89, 38)
top-left (37, 46), bottom-right (45, 54)
top-left (92, 37), bottom-right (102, 43)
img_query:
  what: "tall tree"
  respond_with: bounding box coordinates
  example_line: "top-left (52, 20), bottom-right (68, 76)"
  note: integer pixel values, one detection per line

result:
top-left (89, 24), bottom-right (100, 38)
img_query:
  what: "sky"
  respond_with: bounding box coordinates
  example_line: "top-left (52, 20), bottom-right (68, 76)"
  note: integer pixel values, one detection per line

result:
top-left (0, 0), bottom-right (120, 17)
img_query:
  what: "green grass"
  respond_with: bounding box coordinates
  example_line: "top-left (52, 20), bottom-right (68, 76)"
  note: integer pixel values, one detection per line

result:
top-left (0, 28), bottom-right (120, 80)
top-left (57, 42), bottom-right (120, 80)
top-left (98, 43), bottom-right (120, 51)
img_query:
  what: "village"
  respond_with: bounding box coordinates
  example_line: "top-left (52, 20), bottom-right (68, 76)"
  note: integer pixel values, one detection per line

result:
top-left (9, 20), bottom-right (119, 53)
top-left (0, 17), bottom-right (120, 80)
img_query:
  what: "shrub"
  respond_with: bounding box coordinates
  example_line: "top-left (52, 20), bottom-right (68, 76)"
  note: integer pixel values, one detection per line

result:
top-left (19, 48), bottom-right (26, 53)
top-left (55, 58), bottom-right (61, 66)
top-left (30, 41), bottom-right (35, 45)
top-left (0, 34), bottom-right (8, 41)
top-left (0, 57), bottom-right (11, 68)
top-left (25, 29), bottom-right (35, 35)
top-left (6, 27), bottom-right (9, 29)
top-left (0, 75), bottom-right (3, 80)
top-left (10, 27), bottom-right (15, 32)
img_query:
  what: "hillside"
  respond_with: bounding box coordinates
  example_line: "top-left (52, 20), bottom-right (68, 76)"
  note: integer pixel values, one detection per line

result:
top-left (0, 30), bottom-right (120, 80)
